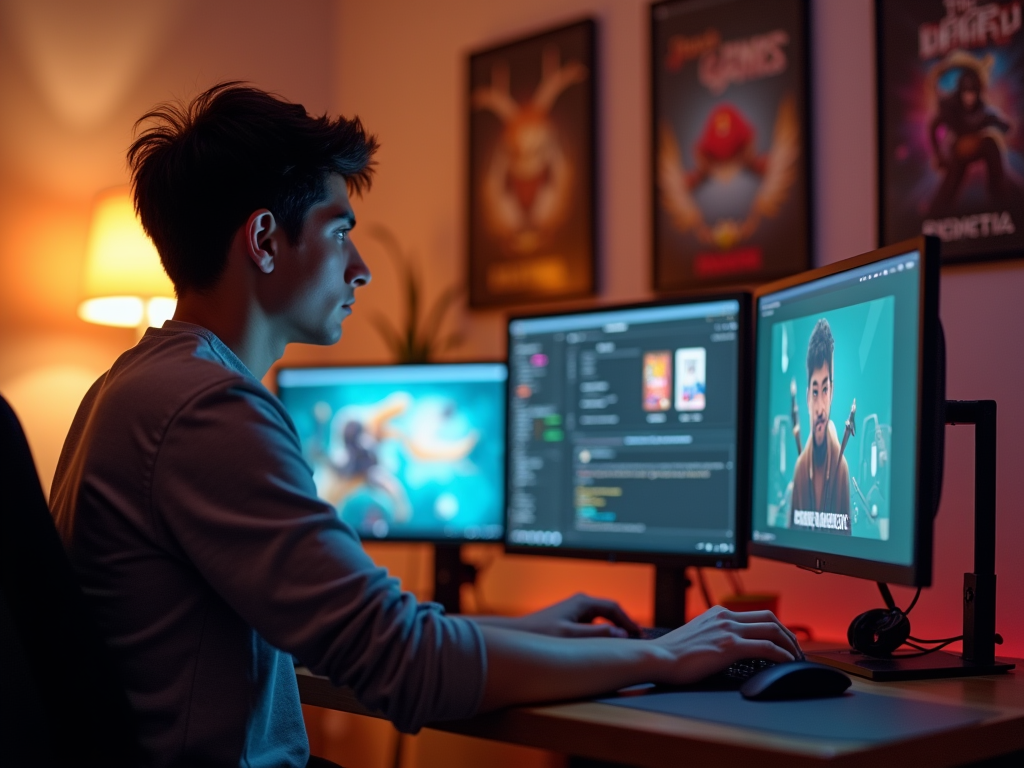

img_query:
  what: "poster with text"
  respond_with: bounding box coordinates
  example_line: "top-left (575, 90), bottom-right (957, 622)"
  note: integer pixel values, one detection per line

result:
top-left (652, 0), bottom-right (811, 291)
top-left (468, 20), bottom-right (596, 307)
top-left (878, 0), bottom-right (1024, 262)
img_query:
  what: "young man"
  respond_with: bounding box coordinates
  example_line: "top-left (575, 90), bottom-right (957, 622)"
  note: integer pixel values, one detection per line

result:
top-left (51, 83), bottom-right (802, 768)
top-left (790, 318), bottom-right (852, 529)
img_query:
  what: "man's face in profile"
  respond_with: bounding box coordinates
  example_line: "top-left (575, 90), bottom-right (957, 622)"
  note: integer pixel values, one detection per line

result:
top-left (271, 174), bottom-right (371, 346)
top-left (807, 362), bottom-right (832, 448)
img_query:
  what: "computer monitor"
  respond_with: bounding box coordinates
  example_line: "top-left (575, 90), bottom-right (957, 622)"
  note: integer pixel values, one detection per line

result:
top-left (748, 236), bottom-right (945, 588)
top-left (505, 294), bottom-right (750, 625)
top-left (276, 362), bottom-right (508, 612)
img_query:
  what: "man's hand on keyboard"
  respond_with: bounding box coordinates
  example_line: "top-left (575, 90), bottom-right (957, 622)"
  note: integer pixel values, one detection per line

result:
top-left (648, 606), bottom-right (803, 685)
top-left (477, 592), bottom-right (642, 638)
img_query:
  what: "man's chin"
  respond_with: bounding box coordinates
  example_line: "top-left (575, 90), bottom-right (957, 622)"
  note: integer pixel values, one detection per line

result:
top-left (296, 325), bottom-right (343, 347)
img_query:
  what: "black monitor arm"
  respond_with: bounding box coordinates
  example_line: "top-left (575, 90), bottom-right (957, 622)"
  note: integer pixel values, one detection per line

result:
top-left (945, 400), bottom-right (998, 666)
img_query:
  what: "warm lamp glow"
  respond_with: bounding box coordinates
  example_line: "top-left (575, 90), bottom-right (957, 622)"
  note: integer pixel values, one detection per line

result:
top-left (78, 186), bottom-right (175, 333)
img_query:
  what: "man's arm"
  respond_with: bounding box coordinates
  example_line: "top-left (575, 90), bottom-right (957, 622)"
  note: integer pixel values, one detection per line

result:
top-left (478, 606), bottom-right (802, 710)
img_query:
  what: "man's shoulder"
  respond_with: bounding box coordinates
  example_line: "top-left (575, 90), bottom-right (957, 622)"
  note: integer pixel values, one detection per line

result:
top-left (793, 442), bottom-right (812, 477)
top-left (114, 327), bottom-right (257, 396)
top-left (96, 328), bottom-right (277, 434)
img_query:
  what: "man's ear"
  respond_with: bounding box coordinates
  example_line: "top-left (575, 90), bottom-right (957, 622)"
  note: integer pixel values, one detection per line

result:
top-left (245, 209), bottom-right (278, 274)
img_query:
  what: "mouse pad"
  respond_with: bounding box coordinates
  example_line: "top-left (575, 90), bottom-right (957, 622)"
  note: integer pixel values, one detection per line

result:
top-left (596, 689), bottom-right (990, 743)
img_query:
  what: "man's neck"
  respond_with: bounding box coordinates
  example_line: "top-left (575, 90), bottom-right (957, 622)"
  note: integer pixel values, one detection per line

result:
top-left (812, 437), bottom-right (828, 467)
top-left (172, 292), bottom-right (285, 380)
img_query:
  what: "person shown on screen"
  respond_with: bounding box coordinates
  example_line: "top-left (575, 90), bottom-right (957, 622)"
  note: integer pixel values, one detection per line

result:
top-left (49, 83), bottom-right (801, 768)
top-left (789, 319), bottom-right (851, 532)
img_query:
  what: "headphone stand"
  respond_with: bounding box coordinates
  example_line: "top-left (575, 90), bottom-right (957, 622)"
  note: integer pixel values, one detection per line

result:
top-left (809, 400), bottom-right (1015, 681)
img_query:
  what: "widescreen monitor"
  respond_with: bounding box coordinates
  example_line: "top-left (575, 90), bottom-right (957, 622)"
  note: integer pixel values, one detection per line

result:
top-left (749, 236), bottom-right (944, 587)
top-left (276, 363), bottom-right (507, 543)
top-left (505, 294), bottom-right (750, 566)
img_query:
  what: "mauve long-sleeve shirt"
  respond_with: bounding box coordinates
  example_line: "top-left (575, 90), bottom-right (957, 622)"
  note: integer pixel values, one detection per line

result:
top-left (50, 321), bottom-right (487, 768)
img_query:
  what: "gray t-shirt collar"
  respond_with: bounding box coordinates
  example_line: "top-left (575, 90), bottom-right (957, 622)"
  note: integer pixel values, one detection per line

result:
top-left (156, 320), bottom-right (258, 382)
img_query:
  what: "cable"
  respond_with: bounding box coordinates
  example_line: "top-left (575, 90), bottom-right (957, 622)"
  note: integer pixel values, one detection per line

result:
top-left (903, 587), bottom-right (922, 616)
top-left (900, 637), bottom-right (963, 656)
top-left (908, 634), bottom-right (962, 644)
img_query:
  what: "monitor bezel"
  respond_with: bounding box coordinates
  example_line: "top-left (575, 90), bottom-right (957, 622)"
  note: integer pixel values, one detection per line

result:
top-left (273, 360), bottom-right (509, 545)
top-left (747, 235), bottom-right (942, 587)
top-left (503, 291), bottom-right (752, 569)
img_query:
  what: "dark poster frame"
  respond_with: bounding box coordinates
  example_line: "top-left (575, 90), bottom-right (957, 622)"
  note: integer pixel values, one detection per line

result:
top-left (650, 0), bottom-right (813, 293)
top-left (876, 0), bottom-right (1024, 264)
top-left (467, 19), bottom-right (597, 308)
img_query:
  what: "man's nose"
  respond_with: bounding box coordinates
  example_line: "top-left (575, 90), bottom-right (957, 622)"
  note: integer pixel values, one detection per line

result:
top-left (347, 241), bottom-right (371, 287)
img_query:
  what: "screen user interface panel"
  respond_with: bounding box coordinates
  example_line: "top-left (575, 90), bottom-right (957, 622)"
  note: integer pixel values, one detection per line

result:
top-left (751, 250), bottom-right (922, 568)
top-left (277, 363), bottom-right (507, 542)
top-left (507, 300), bottom-right (742, 558)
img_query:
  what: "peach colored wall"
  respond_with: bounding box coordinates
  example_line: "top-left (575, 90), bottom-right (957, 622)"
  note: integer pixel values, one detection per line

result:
top-left (0, 0), bottom-right (336, 490)
top-left (332, 0), bottom-right (1024, 659)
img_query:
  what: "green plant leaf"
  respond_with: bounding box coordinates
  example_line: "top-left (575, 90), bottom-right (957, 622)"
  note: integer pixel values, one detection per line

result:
top-left (364, 223), bottom-right (465, 363)
top-left (405, 259), bottom-right (420, 352)
top-left (366, 223), bottom-right (404, 263)
top-left (370, 312), bottom-right (406, 359)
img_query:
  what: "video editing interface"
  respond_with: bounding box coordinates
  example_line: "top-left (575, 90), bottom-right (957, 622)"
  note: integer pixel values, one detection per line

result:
top-left (277, 364), bottom-right (507, 542)
top-left (507, 300), bottom-right (741, 556)
top-left (751, 250), bottom-right (922, 567)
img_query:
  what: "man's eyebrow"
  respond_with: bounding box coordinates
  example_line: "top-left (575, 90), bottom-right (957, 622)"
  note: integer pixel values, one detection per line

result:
top-left (328, 210), bottom-right (356, 227)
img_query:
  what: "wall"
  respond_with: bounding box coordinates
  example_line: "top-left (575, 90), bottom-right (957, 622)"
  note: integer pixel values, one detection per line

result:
top-left (331, 0), bottom-right (1024, 661)
top-left (1, 0), bottom-right (1021, 766)
top-left (0, 0), bottom-right (336, 490)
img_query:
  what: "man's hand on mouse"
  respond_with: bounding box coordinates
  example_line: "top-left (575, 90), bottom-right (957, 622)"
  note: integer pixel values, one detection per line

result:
top-left (649, 606), bottom-right (804, 686)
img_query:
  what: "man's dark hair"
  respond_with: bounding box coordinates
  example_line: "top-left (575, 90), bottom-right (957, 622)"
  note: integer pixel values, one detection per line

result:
top-left (806, 318), bottom-right (835, 385)
top-left (128, 82), bottom-right (378, 293)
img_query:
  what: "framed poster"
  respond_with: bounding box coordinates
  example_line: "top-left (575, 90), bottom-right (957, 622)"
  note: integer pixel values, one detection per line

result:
top-left (651, 0), bottom-right (812, 291)
top-left (878, 0), bottom-right (1024, 263)
top-left (468, 19), bottom-right (596, 307)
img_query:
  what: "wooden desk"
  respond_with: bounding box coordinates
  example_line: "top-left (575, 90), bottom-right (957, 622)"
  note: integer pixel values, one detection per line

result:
top-left (297, 657), bottom-right (1024, 768)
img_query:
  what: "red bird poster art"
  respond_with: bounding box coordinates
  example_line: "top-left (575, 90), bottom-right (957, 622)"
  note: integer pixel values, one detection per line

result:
top-left (468, 20), bottom-right (595, 307)
top-left (878, 0), bottom-right (1024, 262)
top-left (652, 0), bottom-right (811, 290)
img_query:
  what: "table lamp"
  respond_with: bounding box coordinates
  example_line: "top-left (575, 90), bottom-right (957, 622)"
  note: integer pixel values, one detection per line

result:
top-left (78, 186), bottom-right (176, 337)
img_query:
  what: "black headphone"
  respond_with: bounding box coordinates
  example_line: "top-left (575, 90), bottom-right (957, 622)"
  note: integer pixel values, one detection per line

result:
top-left (847, 583), bottom-right (912, 657)
top-left (847, 607), bottom-right (911, 656)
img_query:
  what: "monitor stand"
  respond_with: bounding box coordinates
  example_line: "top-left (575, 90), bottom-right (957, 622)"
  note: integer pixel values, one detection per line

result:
top-left (432, 543), bottom-right (478, 615)
top-left (810, 401), bottom-right (1015, 681)
top-left (654, 565), bottom-right (691, 629)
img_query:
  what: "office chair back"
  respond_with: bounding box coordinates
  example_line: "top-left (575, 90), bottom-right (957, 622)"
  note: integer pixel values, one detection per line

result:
top-left (0, 392), bottom-right (140, 767)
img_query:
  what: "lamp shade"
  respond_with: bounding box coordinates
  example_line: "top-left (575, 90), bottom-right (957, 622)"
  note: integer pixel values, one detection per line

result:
top-left (78, 186), bottom-right (176, 330)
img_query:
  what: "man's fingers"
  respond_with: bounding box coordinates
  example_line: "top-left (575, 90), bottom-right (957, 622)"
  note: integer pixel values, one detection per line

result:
top-left (724, 610), bottom-right (803, 658)
top-left (736, 638), bottom-right (796, 664)
top-left (730, 620), bottom-right (802, 658)
top-left (575, 597), bottom-right (641, 636)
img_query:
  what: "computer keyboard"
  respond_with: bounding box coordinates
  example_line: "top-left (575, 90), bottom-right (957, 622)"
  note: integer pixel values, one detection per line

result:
top-left (715, 657), bottom-right (777, 683)
top-left (638, 627), bottom-right (778, 686)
